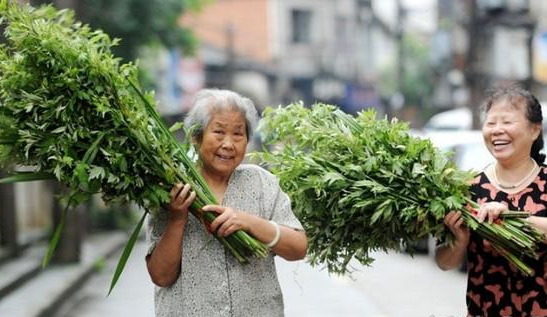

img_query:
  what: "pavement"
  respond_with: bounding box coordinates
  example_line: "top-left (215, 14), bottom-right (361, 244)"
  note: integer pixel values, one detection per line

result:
top-left (0, 233), bottom-right (468, 317)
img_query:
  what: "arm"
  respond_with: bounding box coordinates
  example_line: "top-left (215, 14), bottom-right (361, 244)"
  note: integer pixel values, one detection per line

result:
top-left (477, 202), bottom-right (547, 242)
top-left (146, 183), bottom-right (196, 287)
top-left (204, 205), bottom-right (308, 261)
top-left (526, 216), bottom-right (547, 243)
top-left (435, 211), bottom-right (470, 271)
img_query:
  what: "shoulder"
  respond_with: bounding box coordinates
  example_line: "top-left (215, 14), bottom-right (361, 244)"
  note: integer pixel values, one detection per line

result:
top-left (232, 164), bottom-right (281, 192)
top-left (235, 164), bottom-right (278, 181)
top-left (469, 171), bottom-right (487, 187)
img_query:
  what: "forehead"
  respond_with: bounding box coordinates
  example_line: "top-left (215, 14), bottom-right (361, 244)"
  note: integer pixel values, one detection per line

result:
top-left (487, 97), bottom-right (527, 116)
top-left (208, 110), bottom-right (246, 127)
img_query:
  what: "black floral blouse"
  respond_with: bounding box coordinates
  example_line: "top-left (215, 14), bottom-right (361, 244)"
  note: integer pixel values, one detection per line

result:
top-left (467, 167), bottom-right (547, 317)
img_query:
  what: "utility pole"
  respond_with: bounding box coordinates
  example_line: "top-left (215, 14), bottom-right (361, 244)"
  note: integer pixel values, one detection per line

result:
top-left (225, 23), bottom-right (235, 89)
top-left (0, 171), bottom-right (18, 257)
top-left (51, 183), bottom-right (82, 263)
top-left (389, 0), bottom-right (406, 118)
top-left (465, 0), bottom-right (483, 130)
top-left (396, 0), bottom-right (405, 98)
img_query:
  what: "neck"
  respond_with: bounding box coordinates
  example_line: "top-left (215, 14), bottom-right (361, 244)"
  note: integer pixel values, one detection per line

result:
top-left (495, 157), bottom-right (537, 187)
top-left (200, 168), bottom-right (231, 187)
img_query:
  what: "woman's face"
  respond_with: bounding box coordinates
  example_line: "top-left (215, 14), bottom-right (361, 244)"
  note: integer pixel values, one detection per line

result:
top-left (198, 110), bottom-right (248, 178)
top-left (482, 98), bottom-right (540, 166)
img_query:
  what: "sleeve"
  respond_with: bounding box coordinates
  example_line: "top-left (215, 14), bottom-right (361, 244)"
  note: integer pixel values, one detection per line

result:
top-left (270, 187), bottom-right (303, 230)
top-left (259, 168), bottom-right (304, 231)
top-left (144, 208), bottom-right (168, 257)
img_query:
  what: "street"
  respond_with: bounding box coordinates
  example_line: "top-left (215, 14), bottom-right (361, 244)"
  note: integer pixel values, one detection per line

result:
top-left (57, 240), bottom-right (466, 317)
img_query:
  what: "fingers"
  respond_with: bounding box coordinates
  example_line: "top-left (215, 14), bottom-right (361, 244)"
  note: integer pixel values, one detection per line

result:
top-left (444, 211), bottom-right (462, 228)
top-left (169, 183), bottom-right (195, 212)
top-left (206, 207), bottom-right (245, 237)
top-left (216, 223), bottom-right (237, 237)
top-left (454, 215), bottom-right (465, 229)
top-left (202, 205), bottom-right (224, 214)
top-left (169, 183), bottom-right (183, 200)
top-left (181, 191), bottom-right (196, 210)
top-left (209, 207), bottom-right (229, 233)
top-left (477, 202), bottom-right (506, 223)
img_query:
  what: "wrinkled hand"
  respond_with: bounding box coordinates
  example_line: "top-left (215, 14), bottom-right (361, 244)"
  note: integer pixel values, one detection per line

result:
top-left (168, 183), bottom-right (196, 223)
top-left (203, 205), bottom-right (249, 237)
top-left (476, 201), bottom-right (507, 223)
top-left (444, 211), bottom-right (470, 246)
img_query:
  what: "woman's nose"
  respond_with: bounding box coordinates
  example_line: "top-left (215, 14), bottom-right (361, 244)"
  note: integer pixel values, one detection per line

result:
top-left (490, 122), bottom-right (504, 134)
top-left (220, 137), bottom-right (235, 148)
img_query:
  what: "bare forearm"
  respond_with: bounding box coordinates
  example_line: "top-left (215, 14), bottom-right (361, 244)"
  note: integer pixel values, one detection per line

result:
top-left (435, 242), bottom-right (467, 271)
top-left (528, 216), bottom-right (547, 242)
top-left (146, 220), bottom-right (185, 287)
top-left (246, 215), bottom-right (307, 261)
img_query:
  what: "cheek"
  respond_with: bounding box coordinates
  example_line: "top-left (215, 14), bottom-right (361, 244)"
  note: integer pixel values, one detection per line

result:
top-left (482, 129), bottom-right (491, 144)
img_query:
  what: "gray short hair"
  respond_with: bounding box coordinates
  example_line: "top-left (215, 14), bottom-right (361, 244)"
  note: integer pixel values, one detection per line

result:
top-left (184, 89), bottom-right (259, 140)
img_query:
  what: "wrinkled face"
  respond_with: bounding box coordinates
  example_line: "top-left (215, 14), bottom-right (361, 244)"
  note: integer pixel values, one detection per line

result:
top-left (482, 98), bottom-right (540, 165)
top-left (198, 110), bottom-right (248, 178)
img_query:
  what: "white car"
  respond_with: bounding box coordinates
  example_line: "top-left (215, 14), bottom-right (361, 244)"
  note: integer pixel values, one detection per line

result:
top-left (424, 130), bottom-right (494, 173)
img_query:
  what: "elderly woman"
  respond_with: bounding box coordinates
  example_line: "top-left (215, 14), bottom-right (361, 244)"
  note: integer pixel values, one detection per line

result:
top-left (436, 85), bottom-right (547, 316)
top-left (145, 89), bottom-right (308, 317)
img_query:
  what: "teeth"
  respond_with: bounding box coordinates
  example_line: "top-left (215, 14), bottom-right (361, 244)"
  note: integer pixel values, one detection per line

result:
top-left (493, 140), bottom-right (509, 146)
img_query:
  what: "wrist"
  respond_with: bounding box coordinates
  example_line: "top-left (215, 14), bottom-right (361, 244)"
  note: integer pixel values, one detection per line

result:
top-left (168, 212), bottom-right (188, 226)
top-left (454, 237), bottom-right (469, 249)
top-left (266, 220), bottom-right (281, 248)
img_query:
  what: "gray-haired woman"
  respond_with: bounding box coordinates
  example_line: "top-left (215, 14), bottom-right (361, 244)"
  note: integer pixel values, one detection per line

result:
top-left (145, 89), bottom-right (308, 317)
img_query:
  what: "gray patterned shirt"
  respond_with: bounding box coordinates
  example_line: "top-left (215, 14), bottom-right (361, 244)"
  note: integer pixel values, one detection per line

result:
top-left (145, 164), bottom-right (304, 317)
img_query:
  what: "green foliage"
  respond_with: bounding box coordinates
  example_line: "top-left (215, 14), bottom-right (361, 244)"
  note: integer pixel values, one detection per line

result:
top-left (0, 1), bottom-right (266, 292)
top-left (32, 0), bottom-right (207, 61)
top-left (378, 34), bottom-right (434, 107)
top-left (258, 103), bottom-right (545, 275)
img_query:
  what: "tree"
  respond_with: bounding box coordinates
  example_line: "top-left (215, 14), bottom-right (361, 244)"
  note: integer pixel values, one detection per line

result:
top-left (31, 0), bottom-right (207, 61)
top-left (378, 34), bottom-right (434, 109)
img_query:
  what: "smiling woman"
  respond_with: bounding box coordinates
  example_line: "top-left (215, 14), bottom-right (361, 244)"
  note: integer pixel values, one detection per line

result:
top-left (435, 84), bottom-right (547, 316)
top-left (145, 89), bottom-right (308, 317)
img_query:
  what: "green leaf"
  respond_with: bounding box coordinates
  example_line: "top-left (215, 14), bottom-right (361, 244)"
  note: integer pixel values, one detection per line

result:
top-left (168, 121), bottom-right (184, 133)
top-left (42, 198), bottom-right (73, 267)
top-left (82, 133), bottom-right (105, 164)
top-left (108, 210), bottom-right (147, 296)
top-left (89, 166), bottom-right (105, 180)
top-left (51, 126), bottom-right (66, 133)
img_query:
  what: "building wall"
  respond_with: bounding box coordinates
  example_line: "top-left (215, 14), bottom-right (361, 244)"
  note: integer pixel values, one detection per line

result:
top-left (272, 0), bottom-right (360, 78)
top-left (181, 0), bottom-right (271, 63)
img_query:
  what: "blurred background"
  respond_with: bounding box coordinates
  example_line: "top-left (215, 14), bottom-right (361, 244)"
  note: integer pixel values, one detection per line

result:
top-left (1, 0), bottom-right (546, 316)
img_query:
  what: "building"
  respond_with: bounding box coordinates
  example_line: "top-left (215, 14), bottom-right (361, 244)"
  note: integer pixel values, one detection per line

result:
top-left (179, 0), bottom-right (400, 113)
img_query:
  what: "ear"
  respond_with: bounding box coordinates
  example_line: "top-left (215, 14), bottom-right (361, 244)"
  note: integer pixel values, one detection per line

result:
top-left (532, 123), bottom-right (542, 140)
top-left (191, 136), bottom-right (201, 149)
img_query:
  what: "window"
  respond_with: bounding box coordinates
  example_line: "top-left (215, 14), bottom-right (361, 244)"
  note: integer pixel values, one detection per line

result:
top-left (291, 9), bottom-right (312, 44)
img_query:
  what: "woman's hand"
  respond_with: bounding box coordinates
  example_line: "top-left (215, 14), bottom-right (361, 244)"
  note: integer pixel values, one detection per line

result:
top-left (168, 183), bottom-right (196, 224)
top-left (436, 211), bottom-right (470, 271)
top-left (203, 205), bottom-right (249, 237)
top-left (476, 201), bottom-right (507, 223)
top-left (444, 211), bottom-right (470, 246)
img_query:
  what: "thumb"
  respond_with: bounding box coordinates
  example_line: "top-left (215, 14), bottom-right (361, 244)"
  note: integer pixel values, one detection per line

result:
top-left (202, 205), bottom-right (223, 213)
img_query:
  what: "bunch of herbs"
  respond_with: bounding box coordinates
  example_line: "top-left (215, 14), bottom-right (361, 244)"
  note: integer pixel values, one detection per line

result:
top-left (257, 103), bottom-right (544, 275)
top-left (0, 1), bottom-right (267, 293)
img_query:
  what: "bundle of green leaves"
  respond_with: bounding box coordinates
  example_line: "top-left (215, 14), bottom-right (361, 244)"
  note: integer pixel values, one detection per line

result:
top-left (258, 103), bottom-right (545, 275)
top-left (0, 1), bottom-right (267, 293)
